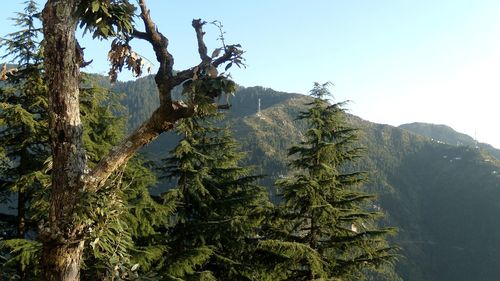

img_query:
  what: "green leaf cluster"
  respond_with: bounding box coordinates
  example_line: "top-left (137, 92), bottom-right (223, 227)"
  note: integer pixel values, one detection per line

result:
top-left (182, 76), bottom-right (237, 116)
top-left (77, 0), bottom-right (136, 39)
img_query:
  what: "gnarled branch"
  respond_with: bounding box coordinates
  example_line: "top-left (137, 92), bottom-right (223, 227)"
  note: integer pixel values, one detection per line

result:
top-left (84, 101), bottom-right (194, 190)
top-left (192, 19), bottom-right (210, 62)
top-left (85, 0), bottom-right (243, 191)
top-left (137, 0), bottom-right (173, 80)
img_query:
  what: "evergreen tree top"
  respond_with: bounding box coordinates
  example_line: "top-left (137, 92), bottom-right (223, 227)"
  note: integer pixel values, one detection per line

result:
top-left (272, 83), bottom-right (399, 281)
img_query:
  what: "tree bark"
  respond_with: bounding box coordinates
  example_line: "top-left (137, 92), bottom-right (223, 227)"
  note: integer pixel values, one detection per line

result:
top-left (40, 1), bottom-right (86, 280)
top-left (40, 241), bottom-right (85, 281)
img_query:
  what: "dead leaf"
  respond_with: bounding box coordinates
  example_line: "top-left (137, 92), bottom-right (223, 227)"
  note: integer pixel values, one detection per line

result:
top-left (211, 48), bottom-right (221, 58)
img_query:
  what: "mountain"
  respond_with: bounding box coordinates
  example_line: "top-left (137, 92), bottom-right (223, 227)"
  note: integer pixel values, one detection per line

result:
top-left (399, 122), bottom-right (500, 160)
top-left (112, 76), bottom-right (500, 281)
top-left (228, 90), bottom-right (500, 281)
top-left (399, 123), bottom-right (476, 146)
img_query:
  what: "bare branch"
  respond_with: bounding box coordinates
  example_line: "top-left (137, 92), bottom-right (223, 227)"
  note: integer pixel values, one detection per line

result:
top-left (131, 29), bottom-right (150, 41)
top-left (138, 0), bottom-right (174, 80)
top-left (84, 101), bottom-right (195, 191)
top-left (192, 19), bottom-right (210, 62)
top-left (213, 46), bottom-right (236, 67)
top-left (87, 0), bottom-right (244, 192)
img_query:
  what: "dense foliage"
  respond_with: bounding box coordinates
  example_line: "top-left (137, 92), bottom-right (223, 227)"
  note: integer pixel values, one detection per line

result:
top-left (120, 77), bottom-right (500, 281)
top-left (0, 13), bottom-right (399, 278)
top-left (0, 3), bottom-right (49, 278)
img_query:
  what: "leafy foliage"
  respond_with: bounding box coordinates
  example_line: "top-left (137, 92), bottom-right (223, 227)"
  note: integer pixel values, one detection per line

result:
top-left (0, 0), bottom-right (42, 71)
top-left (4, 0), bottom-right (497, 279)
top-left (0, 239), bottom-right (41, 278)
top-left (77, 0), bottom-right (136, 39)
top-left (64, 72), bottom-right (500, 281)
top-left (71, 76), bottom-right (168, 280)
top-left (181, 75), bottom-right (237, 116)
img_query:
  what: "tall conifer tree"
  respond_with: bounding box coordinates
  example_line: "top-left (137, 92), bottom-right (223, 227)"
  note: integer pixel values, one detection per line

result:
top-left (0, 2), bottom-right (48, 279)
top-left (274, 83), bottom-right (398, 280)
top-left (157, 112), bottom-right (273, 280)
top-left (0, 0), bottom-right (47, 237)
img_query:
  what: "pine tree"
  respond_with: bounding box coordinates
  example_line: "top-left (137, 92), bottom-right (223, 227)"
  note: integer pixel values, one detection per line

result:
top-left (273, 82), bottom-right (398, 280)
top-left (0, 0), bottom-right (46, 234)
top-left (0, 2), bottom-right (48, 279)
top-left (157, 112), bottom-right (273, 280)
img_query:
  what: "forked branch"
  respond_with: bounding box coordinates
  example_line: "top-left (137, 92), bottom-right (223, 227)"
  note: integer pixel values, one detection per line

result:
top-left (83, 0), bottom-right (243, 191)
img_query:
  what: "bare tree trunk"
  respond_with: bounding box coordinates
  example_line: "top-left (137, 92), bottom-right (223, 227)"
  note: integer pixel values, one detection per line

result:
top-left (40, 1), bottom-right (86, 280)
top-left (40, 241), bottom-right (85, 281)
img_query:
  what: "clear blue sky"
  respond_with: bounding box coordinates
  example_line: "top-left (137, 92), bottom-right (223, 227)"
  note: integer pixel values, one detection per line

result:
top-left (2, 1), bottom-right (500, 148)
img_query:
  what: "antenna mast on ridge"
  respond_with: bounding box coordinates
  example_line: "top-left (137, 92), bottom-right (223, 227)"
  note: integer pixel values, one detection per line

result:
top-left (257, 98), bottom-right (261, 116)
top-left (256, 98), bottom-right (265, 120)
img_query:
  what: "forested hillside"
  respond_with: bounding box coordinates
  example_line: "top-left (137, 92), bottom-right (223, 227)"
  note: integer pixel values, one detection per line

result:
top-left (114, 75), bottom-right (500, 281)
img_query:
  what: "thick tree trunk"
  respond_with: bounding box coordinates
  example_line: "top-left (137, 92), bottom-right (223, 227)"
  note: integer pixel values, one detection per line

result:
top-left (40, 241), bottom-right (85, 281)
top-left (40, 1), bottom-right (86, 280)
